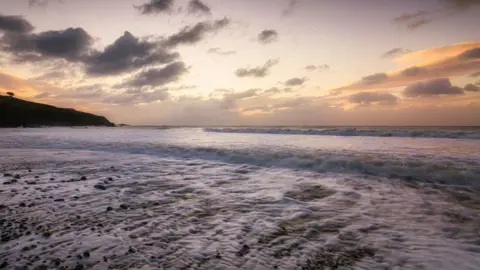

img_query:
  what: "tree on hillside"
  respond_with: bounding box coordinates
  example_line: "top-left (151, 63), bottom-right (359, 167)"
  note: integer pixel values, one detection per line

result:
top-left (6, 92), bottom-right (15, 97)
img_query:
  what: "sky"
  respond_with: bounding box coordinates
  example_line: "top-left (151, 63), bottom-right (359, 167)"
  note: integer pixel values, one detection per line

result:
top-left (0, 0), bottom-right (479, 126)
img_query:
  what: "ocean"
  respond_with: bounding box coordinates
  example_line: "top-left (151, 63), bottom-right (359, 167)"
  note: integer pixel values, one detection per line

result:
top-left (1, 127), bottom-right (479, 269)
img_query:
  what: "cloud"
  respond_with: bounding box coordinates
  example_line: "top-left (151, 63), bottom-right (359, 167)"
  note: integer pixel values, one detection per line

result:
top-left (464, 83), bottom-right (480, 92)
top-left (264, 87), bottom-right (292, 94)
top-left (332, 43), bottom-right (480, 94)
top-left (85, 31), bottom-right (179, 76)
top-left (360, 73), bottom-right (388, 85)
top-left (348, 92), bottom-right (398, 105)
top-left (188, 0), bottom-right (211, 15)
top-left (1, 27), bottom-right (93, 62)
top-left (393, 1), bottom-right (480, 30)
top-left (282, 0), bottom-right (299, 16)
top-left (284, 77), bottom-right (307, 86)
top-left (34, 92), bottom-right (53, 98)
top-left (403, 78), bottom-right (464, 97)
top-left (381, 48), bottom-right (411, 58)
top-left (104, 89), bottom-right (170, 105)
top-left (136, 0), bottom-right (174, 15)
top-left (442, 0), bottom-right (480, 9)
top-left (0, 14), bottom-right (34, 33)
top-left (163, 18), bottom-right (229, 48)
top-left (457, 47), bottom-right (480, 60)
top-left (400, 66), bottom-right (428, 77)
top-left (32, 70), bottom-right (70, 81)
top-left (305, 64), bottom-right (329, 71)
top-left (117, 61), bottom-right (188, 88)
top-left (235, 59), bottom-right (279, 78)
top-left (207, 47), bottom-right (236, 56)
top-left (393, 11), bottom-right (431, 30)
top-left (258, 30), bottom-right (278, 44)
top-left (221, 88), bottom-right (259, 109)
top-left (470, 71), bottom-right (480, 77)
top-left (395, 41), bottom-right (480, 64)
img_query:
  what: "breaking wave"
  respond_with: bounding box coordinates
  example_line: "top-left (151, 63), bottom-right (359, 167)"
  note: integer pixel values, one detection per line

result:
top-left (3, 136), bottom-right (479, 187)
top-left (205, 127), bottom-right (480, 139)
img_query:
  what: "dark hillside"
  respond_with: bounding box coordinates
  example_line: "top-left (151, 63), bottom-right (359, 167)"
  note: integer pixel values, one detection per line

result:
top-left (0, 96), bottom-right (115, 127)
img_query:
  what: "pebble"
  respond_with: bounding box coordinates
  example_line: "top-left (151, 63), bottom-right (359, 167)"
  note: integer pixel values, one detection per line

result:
top-left (83, 251), bottom-right (90, 258)
top-left (237, 244), bottom-right (250, 256)
top-left (54, 198), bottom-right (65, 202)
top-left (73, 264), bottom-right (84, 270)
top-left (42, 231), bottom-right (52, 238)
top-left (3, 173), bottom-right (12, 177)
top-left (128, 246), bottom-right (136, 253)
top-left (14, 174), bottom-right (20, 179)
top-left (94, 184), bottom-right (106, 190)
top-left (80, 176), bottom-right (87, 181)
top-left (19, 202), bottom-right (26, 207)
top-left (119, 204), bottom-right (128, 210)
top-left (106, 206), bottom-right (113, 211)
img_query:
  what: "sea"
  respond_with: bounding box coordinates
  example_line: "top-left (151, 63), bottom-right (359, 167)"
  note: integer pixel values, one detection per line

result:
top-left (0, 126), bottom-right (479, 269)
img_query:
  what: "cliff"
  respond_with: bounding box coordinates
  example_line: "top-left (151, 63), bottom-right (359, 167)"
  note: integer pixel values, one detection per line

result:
top-left (0, 96), bottom-right (115, 127)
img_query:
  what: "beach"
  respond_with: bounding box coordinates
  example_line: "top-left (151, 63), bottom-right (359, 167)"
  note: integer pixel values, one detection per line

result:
top-left (1, 127), bottom-right (480, 269)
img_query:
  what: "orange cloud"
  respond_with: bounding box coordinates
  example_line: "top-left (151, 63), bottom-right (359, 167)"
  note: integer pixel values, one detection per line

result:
top-left (332, 41), bottom-right (480, 94)
top-left (395, 40), bottom-right (480, 65)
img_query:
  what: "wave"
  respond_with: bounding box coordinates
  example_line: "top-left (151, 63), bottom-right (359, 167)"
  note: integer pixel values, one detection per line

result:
top-left (205, 127), bottom-right (480, 140)
top-left (4, 137), bottom-right (479, 187)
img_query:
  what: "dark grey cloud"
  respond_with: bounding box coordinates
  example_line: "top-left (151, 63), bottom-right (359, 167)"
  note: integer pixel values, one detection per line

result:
top-left (381, 47), bottom-right (411, 58)
top-left (136, 0), bottom-right (174, 15)
top-left (0, 14), bottom-right (34, 33)
top-left (404, 78), bottom-right (464, 97)
top-left (348, 92), bottom-right (398, 105)
top-left (360, 73), bottom-right (388, 85)
top-left (305, 64), bottom-right (329, 71)
top-left (207, 47), bottom-right (236, 56)
top-left (118, 61), bottom-right (188, 88)
top-left (284, 77), bottom-right (307, 86)
top-left (258, 30), bottom-right (278, 44)
top-left (457, 47), bottom-right (480, 60)
top-left (188, 0), bottom-right (211, 15)
top-left (464, 83), bottom-right (480, 92)
top-left (1, 27), bottom-right (93, 62)
top-left (86, 31), bottom-right (179, 76)
top-left (400, 66), bottom-right (428, 77)
top-left (235, 59), bottom-right (279, 78)
top-left (163, 18), bottom-right (229, 48)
